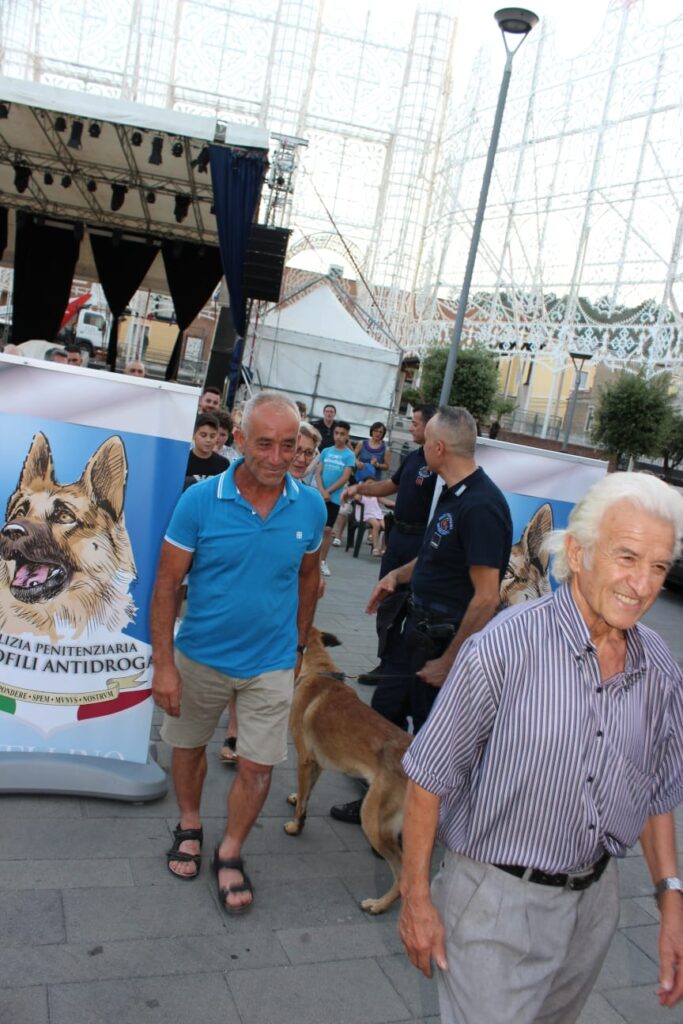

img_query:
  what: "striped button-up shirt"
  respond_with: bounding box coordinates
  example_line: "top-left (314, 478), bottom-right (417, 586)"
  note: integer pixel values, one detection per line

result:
top-left (403, 582), bottom-right (683, 873)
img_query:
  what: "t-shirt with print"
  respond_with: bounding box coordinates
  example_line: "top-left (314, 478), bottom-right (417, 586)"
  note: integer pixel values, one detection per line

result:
top-left (319, 446), bottom-right (356, 504)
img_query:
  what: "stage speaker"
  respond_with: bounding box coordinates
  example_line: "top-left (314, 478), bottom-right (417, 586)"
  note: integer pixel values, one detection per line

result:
top-left (243, 225), bottom-right (290, 303)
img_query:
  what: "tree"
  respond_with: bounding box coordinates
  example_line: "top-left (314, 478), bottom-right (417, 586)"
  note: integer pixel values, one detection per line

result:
top-left (590, 371), bottom-right (674, 465)
top-left (419, 346), bottom-right (499, 429)
top-left (660, 410), bottom-right (683, 481)
top-left (488, 396), bottom-right (517, 439)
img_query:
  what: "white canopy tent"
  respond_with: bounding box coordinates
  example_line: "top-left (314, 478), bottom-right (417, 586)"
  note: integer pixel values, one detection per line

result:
top-left (249, 284), bottom-right (401, 435)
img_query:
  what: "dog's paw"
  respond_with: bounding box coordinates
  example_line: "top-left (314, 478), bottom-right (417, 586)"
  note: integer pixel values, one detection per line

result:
top-left (286, 792), bottom-right (298, 806)
top-left (360, 897), bottom-right (384, 914)
top-left (283, 820), bottom-right (301, 836)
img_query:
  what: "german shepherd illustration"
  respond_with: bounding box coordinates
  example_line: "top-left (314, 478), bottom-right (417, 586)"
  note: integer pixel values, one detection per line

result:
top-left (0, 432), bottom-right (136, 641)
top-left (499, 503), bottom-right (554, 608)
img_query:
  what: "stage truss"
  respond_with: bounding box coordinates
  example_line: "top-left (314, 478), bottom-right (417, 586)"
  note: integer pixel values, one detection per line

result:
top-left (1, 0), bottom-right (682, 385)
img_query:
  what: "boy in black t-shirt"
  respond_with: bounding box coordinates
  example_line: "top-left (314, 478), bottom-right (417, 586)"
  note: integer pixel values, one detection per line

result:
top-left (185, 414), bottom-right (230, 485)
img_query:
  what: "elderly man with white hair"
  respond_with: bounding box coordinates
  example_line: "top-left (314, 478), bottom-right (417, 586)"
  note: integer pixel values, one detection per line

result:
top-left (400, 472), bottom-right (683, 1023)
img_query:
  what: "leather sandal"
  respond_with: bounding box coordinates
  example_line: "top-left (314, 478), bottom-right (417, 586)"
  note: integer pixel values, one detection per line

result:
top-left (166, 823), bottom-right (203, 880)
top-left (211, 847), bottom-right (254, 914)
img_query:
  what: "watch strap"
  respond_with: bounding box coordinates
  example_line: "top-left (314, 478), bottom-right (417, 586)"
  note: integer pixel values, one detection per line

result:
top-left (654, 877), bottom-right (683, 905)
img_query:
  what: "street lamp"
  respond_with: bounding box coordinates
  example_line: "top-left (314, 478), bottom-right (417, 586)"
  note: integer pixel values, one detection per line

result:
top-left (561, 351), bottom-right (592, 451)
top-left (438, 7), bottom-right (539, 406)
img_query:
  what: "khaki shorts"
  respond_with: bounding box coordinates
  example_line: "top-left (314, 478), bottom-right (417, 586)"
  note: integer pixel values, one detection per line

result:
top-left (160, 649), bottom-right (294, 766)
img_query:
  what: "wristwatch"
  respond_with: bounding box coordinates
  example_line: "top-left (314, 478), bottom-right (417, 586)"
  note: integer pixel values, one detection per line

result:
top-left (296, 644), bottom-right (307, 655)
top-left (654, 877), bottom-right (683, 907)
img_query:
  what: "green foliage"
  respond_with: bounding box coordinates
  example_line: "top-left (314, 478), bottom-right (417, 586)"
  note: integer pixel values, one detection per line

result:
top-left (590, 371), bottom-right (674, 464)
top-left (490, 395), bottom-right (517, 421)
top-left (419, 346), bottom-right (500, 426)
top-left (660, 410), bottom-right (683, 480)
top-left (401, 385), bottom-right (421, 409)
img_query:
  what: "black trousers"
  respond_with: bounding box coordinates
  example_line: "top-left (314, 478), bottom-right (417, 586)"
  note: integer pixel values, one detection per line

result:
top-left (371, 606), bottom-right (458, 734)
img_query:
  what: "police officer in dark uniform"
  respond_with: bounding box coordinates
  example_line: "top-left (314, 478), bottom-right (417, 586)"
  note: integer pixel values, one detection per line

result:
top-left (340, 405), bottom-right (437, 695)
top-left (368, 406), bottom-right (512, 731)
top-left (330, 405), bottom-right (510, 826)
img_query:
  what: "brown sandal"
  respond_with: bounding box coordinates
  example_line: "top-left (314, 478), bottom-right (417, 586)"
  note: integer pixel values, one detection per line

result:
top-left (166, 824), bottom-right (203, 880)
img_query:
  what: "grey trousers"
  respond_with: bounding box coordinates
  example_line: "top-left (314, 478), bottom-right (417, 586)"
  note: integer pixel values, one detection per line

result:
top-left (431, 850), bottom-right (620, 1024)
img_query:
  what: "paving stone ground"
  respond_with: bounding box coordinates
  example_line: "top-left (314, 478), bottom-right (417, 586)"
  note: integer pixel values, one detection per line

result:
top-left (1, 542), bottom-right (682, 1024)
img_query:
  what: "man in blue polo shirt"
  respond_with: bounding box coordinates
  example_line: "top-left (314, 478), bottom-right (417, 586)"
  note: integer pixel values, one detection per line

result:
top-left (151, 392), bottom-right (325, 913)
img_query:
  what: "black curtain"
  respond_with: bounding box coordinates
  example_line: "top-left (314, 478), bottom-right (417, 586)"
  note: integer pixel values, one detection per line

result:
top-left (162, 241), bottom-right (224, 381)
top-left (89, 233), bottom-right (158, 371)
top-left (10, 212), bottom-right (81, 344)
top-left (209, 146), bottom-right (266, 337)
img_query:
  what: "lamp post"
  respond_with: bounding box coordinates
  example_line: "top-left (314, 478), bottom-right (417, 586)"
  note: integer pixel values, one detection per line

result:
top-left (561, 351), bottom-right (592, 451)
top-left (439, 7), bottom-right (539, 406)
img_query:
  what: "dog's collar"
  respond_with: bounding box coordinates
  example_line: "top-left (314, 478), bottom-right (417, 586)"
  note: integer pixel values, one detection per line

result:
top-left (307, 670), bottom-right (346, 682)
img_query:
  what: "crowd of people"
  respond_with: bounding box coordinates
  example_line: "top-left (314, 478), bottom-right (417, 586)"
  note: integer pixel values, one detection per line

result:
top-left (5, 336), bottom-right (681, 1020)
top-left (147, 386), bottom-right (683, 1023)
top-left (1, 338), bottom-right (148, 376)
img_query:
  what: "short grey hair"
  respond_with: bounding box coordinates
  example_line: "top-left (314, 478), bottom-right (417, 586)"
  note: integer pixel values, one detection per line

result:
top-left (240, 391), bottom-right (300, 436)
top-left (545, 472), bottom-right (683, 582)
top-left (299, 421), bottom-right (321, 447)
top-left (433, 406), bottom-right (477, 458)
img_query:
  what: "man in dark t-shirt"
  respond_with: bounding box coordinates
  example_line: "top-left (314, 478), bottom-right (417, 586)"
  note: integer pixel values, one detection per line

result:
top-left (185, 413), bottom-right (229, 487)
top-left (310, 403), bottom-right (337, 450)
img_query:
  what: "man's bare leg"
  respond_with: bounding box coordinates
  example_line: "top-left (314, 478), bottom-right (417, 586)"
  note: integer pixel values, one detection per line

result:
top-left (169, 746), bottom-right (207, 877)
top-left (216, 757), bottom-right (273, 909)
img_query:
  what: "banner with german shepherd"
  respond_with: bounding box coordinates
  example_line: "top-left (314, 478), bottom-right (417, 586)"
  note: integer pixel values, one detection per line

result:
top-left (0, 362), bottom-right (196, 764)
top-left (476, 438), bottom-right (608, 608)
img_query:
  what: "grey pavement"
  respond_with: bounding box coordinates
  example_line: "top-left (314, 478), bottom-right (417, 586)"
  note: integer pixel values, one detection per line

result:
top-left (1, 544), bottom-right (682, 1024)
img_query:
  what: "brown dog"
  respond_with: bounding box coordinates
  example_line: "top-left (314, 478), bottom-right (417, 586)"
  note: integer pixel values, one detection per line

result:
top-left (284, 627), bottom-right (410, 914)
top-left (0, 432), bottom-right (136, 641)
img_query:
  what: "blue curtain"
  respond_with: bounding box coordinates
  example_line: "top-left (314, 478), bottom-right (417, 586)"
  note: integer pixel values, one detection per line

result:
top-left (209, 146), bottom-right (266, 337)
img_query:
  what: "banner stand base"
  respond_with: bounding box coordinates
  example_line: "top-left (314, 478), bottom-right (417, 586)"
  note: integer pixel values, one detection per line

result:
top-left (0, 750), bottom-right (168, 802)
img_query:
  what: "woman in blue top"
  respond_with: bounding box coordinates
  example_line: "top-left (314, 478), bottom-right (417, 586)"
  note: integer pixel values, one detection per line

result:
top-left (354, 421), bottom-right (389, 482)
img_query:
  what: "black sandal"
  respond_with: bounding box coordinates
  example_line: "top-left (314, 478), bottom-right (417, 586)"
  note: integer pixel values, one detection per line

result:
top-left (166, 823), bottom-right (203, 880)
top-left (211, 847), bottom-right (254, 914)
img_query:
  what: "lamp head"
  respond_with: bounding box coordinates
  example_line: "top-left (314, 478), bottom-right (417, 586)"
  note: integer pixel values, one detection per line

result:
top-left (494, 8), bottom-right (539, 34)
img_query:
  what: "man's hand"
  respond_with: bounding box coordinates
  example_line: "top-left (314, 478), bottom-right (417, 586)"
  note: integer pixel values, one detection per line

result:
top-left (152, 663), bottom-right (182, 717)
top-left (658, 892), bottom-right (683, 1007)
top-left (399, 890), bottom-right (448, 978)
top-left (366, 570), bottom-right (399, 614)
top-left (417, 656), bottom-right (450, 688)
top-left (342, 483), bottom-right (359, 502)
top-left (294, 652), bottom-right (304, 678)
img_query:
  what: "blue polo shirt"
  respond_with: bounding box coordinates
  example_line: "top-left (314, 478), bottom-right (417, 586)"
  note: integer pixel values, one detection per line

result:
top-left (165, 459), bottom-right (326, 677)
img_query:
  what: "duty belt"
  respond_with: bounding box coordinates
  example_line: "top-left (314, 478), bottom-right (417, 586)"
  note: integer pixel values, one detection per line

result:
top-left (409, 596), bottom-right (461, 622)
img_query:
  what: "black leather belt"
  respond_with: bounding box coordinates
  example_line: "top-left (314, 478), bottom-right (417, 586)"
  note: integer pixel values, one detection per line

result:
top-left (494, 852), bottom-right (610, 891)
top-left (393, 518), bottom-right (425, 535)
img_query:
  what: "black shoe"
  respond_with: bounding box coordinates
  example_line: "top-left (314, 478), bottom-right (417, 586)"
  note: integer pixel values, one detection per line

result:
top-left (358, 664), bottom-right (383, 686)
top-left (330, 798), bottom-right (363, 824)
